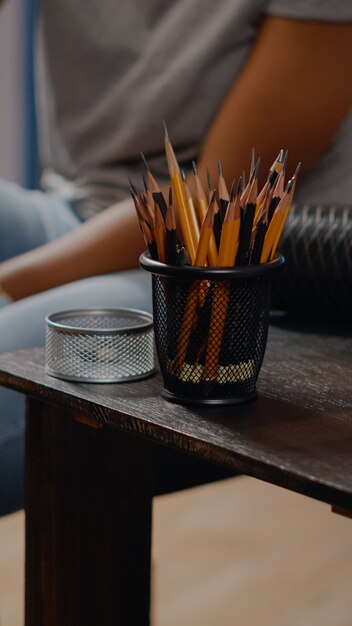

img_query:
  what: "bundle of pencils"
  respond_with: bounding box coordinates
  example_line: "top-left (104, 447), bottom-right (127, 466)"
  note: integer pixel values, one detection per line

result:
top-left (131, 123), bottom-right (300, 270)
top-left (134, 123), bottom-right (300, 387)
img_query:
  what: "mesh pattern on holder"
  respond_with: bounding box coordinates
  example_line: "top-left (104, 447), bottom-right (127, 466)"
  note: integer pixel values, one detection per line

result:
top-left (152, 274), bottom-right (271, 403)
top-left (45, 308), bottom-right (155, 383)
top-left (140, 250), bottom-right (284, 404)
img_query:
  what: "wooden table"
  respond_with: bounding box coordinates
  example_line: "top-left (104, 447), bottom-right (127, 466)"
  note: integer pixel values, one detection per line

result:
top-left (0, 318), bottom-right (351, 626)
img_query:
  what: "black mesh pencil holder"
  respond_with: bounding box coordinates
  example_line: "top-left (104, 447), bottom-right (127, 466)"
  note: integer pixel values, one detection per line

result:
top-left (140, 252), bottom-right (284, 405)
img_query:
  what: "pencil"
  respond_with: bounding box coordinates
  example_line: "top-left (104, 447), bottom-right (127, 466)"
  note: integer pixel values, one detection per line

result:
top-left (218, 159), bottom-right (230, 222)
top-left (249, 148), bottom-right (256, 179)
top-left (141, 152), bottom-right (168, 221)
top-left (181, 168), bottom-right (200, 243)
top-left (269, 162), bottom-right (300, 259)
top-left (154, 200), bottom-right (166, 263)
top-left (250, 215), bottom-right (267, 265)
top-left (267, 168), bottom-right (285, 223)
top-left (217, 181), bottom-right (241, 267)
top-left (206, 167), bottom-right (214, 204)
top-left (203, 281), bottom-right (229, 381)
top-left (163, 121), bottom-right (198, 264)
top-left (255, 149), bottom-right (285, 222)
top-left (192, 162), bottom-right (218, 266)
top-left (204, 184), bottom-right (241, 380)
top-left (260, 163), bottom-right (300, 263)
top-left (165, 188), bottom-right (178, 265)
top-left (241, 157), bottom-right (259, 206)
top-left (194, 191), bottom-right (216, 266)
top-left (236, 175), bottom-right (258, 266)
top-left (141, 220), bottom-right (158, 260)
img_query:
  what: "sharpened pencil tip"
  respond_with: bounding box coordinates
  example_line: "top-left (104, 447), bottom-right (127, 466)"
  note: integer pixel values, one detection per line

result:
top-left (217, 159), bottom-right (223, 177)
top-left (181, 169), bottom-right (186, 182)
top-left (140, 152), bottom-right (150, 171)
top-left (142, 173), bottom-right (149, 192)
top-left (292, 162), bottom-right (301, 180)
top-left (209, 189), bottom-right (216, 205)
top-left (229, 179), bottom-right (236, 202)
top-left (286, 178), bottom-right (294, 193)
top-left (162, 118), bottom-right (169, 138)
top-left (250, 148), bottom-right (256, 172)
top-left (277, 148), bottom-right (285, 163)
top-left (206, 167), bottom-right (213, 191)
top-left (237, 177), bottom-right (243, 196)
top-left (282, 150), bottom-right (288, 172)
top-left (128, 176), bottom-right (138, 194)
top-left (252, 157), bottom-right (260, 180)
top-left (192, 161), bottom-right (198, 176)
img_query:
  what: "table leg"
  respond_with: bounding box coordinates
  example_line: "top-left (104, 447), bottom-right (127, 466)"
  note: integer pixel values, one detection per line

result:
top-left (25, 397), bottom-right (153, 626)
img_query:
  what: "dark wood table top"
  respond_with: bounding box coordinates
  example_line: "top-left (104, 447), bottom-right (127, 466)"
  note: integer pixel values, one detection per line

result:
top-left (0, 319), bottom-right (351, 509)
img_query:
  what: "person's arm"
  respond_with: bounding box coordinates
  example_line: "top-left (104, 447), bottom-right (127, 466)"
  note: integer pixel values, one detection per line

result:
top-left (195, 16), bottom-right (352, 190)
top-left (1, 16), bottom-right (351, 300)
top-left (0, 197), bottom-right (145, 300)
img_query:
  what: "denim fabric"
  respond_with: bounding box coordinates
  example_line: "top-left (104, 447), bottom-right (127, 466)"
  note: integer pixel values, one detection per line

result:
top-left (0, 180), bottom-right (152, 515)
top-left (0, 178), bottom-right (82, 262)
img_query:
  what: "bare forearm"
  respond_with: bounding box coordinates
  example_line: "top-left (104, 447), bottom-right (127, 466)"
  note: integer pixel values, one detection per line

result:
top-left (0, 198), bottom-right (144, 300)
top-left (196, 18), bottom-right (352, 189)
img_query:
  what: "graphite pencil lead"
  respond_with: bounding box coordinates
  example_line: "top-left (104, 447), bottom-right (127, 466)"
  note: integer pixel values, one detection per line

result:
top-left (282, 150), bottom-right (288, 173)
top-left (129, 186), bottom-right (137, 200)
top-left (206, 167), bottom-right (214, 192)
top-left (143, 173), bottom-right (149, 193)
top-left (237, 177), bottom-right (243, 197)
top-left (181, 169), bottom-right (186, 182)
top-left (285, 179), bottom-right (294, 193)
top-left (128, 176), bottom-right (138, 195)
top-left (192, 160), bottom-right (198, 176)
top-left (241, 171), bottom-right (246, 192)
top-left (162, 118), bottom-right (169, 138)
top-left (229, 179), bottom-right (236, 202)
top-left (251, 157), bottom-right (260, 182)
top-left (247, 176), bottom-right (258, 206)
top-left (250, 148), bottom-right (256, 178)
top-left (276, 148), bottom-right (285, 164)
top-left (140, 152), bottom-right (150, 172)
top-left (217, 159), bottom-right (223, 177)
top-left (292, 162), bottom-right (301, 181)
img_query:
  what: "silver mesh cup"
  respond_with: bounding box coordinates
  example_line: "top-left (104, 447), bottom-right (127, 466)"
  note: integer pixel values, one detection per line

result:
top-left (45, 308), bottom-right (155, 383)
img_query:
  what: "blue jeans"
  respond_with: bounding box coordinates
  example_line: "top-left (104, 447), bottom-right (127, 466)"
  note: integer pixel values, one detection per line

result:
top-left (0, 179), bottom-right (152, 515)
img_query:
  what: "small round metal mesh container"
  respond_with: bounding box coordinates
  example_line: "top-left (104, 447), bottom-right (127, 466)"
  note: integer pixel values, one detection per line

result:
top-left (45, 308), bottom-right (155, 383)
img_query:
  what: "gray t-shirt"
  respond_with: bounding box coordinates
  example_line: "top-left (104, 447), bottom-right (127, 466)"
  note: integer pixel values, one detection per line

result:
top-left (36, 0), bottom-right (352, 220)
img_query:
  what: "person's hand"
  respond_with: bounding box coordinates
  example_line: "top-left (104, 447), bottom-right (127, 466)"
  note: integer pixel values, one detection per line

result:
top-left (0, 197), bottom-right (144, 301)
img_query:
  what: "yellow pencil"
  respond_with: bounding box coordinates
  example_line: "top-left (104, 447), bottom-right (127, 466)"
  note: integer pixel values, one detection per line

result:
top-left (154, 201), bottom-right (166, 263)
top-left (270, 163), bottom-right (300, 259)
top-left (194, 192), bottom-right (216, 266)
top-left (217, 182), bottom-right (241, 267)
top-left (163, 121), bottom-right (198, 264)
top-left (260, 166), bottom-right (299, 263)
top-left (255, 149), bottom-right (285, 222)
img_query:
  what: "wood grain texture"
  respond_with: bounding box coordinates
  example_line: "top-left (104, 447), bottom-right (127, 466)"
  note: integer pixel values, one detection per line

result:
top-left (25, 399), bottom-right (153, 626)
top-left (0, 320), bottom-right (351, 509)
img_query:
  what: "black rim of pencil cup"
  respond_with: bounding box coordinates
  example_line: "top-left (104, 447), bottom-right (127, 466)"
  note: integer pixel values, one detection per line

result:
top-left (140, 252), bottom-right (284, 405)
